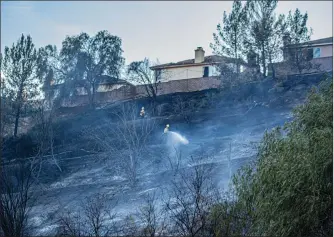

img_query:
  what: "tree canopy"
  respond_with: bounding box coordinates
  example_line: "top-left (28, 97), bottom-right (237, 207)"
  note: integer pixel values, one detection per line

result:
top-left (59, 30), bottom-right (124, 108)
top-left (211, 0), bottom-right (313, 77)
top-left (210, 0), bottom-right (247, 73)
top-left (2, 34), bottom-right (43, 137)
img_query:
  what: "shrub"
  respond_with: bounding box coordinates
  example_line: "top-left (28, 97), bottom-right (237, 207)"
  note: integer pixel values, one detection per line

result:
top-left (232, 78), bottom-right (333, 236)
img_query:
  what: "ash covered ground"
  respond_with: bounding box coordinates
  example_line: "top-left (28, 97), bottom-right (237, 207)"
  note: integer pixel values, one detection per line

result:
top-left (3, 75), bottom-right (327, 235)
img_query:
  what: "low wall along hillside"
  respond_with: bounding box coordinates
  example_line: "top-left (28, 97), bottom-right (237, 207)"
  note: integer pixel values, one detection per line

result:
top-left (61, 77), bottom-right (221, 107)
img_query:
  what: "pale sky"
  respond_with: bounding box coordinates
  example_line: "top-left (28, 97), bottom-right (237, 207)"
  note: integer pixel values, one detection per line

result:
top-left (1, 1), bottom-right (333, 65)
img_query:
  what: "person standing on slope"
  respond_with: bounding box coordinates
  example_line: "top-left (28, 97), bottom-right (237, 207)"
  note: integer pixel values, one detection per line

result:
top-left (164, 124), bottom-right (170, 134)
top-left (140, 107), bottom-right (145, 118)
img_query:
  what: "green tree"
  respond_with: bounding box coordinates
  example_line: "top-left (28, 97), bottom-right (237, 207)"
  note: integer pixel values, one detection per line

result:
top-left (266, 13), bottom-right (287, 79)
top-left (59, 30), bottom-right (124, 108)
top-left (37, 45), bottom-right (61, 108)
top-left (284, 9), bottom-right (314, 74)
top-left (233, 78), bottom-right (333, 236)
top-left (244, 0), bottom-right (282, 77)
top-left (2, 34), bottom-right (43, 137)
top-left (286, 9), bottom-right (312, 45)
top-left (210, 0), bottom-right (247, 74)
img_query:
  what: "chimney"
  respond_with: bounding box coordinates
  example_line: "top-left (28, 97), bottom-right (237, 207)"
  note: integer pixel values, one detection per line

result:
top-left (195, 47), bottom-right (205, 63)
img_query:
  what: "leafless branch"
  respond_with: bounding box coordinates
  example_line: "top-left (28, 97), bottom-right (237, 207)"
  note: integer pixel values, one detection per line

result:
top-left (84, 102), bottom-right (160, 186)
top-left (165, 156), bottom-right (218, 237)
top-left (0, 162), bottom-right (35, 237)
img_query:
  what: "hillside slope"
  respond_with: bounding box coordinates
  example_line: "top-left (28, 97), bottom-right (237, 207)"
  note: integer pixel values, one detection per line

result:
top-left (3, 73), bottom-right (330, 235)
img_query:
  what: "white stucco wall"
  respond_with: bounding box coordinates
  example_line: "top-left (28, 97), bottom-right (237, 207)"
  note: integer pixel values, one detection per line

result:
top-left (317, 45), bottom-right (333, 57)
top-left (158, 65), bottom-right (221, 81)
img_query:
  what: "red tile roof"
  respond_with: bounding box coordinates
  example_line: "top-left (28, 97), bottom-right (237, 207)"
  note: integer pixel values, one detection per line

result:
top-left (285, 37), bottom-right (333, 48)
top-left (150, 55), bottom-right (247, 70)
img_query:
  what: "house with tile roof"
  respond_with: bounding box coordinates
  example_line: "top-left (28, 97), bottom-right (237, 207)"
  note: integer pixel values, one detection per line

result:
top-left (282, 36), bottom-right (333, 61)
top-left (150, 47), bottom-right (256, 82)
top-left (269, 36), bottom-right (333, 77)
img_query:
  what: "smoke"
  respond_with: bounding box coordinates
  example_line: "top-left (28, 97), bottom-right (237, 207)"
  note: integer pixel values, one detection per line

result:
top-left (167, 131), bottom-right (189, 146)
top-left (165, 131), bottom-right (189, 160)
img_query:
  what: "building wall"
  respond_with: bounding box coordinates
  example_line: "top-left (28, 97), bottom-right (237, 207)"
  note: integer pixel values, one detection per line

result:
top-left (284, 44), bottom-right (333, 61)
top-left (159, 65), bottom-right (220, 81)
top-left (318, 45), bottom-right (333, 57)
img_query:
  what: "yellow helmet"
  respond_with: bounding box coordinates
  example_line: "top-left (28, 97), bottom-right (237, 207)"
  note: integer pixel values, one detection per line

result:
top-left (166, 124), bottom-right (169, 127)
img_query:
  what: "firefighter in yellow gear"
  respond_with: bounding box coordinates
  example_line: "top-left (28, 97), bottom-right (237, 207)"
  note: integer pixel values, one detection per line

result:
top-left (140, 107), bottom-right (145, 117)
top-left (164, 124), bottom-right (170, 134)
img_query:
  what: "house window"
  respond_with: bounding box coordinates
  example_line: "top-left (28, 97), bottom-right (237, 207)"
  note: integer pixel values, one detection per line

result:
top-left (203, 66), bottom-right (209, 77)
top-left (307, 48), bottom-right (313, 60)
top-left (313, 47), bottom-right (321, 58)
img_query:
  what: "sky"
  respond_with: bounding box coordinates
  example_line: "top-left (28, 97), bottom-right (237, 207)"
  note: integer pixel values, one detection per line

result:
top-left (1, 1), bottom-right (333, 65)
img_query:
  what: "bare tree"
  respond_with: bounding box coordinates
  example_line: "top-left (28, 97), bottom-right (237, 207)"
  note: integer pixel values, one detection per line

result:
top-left (171, 96), bottom-right (195, 124)
top-left (136, 192), bottom-right (168, 237)
top-left (121, 214), bottom-right (139, 237)
top-left (86, 102), bottom-right (159, 186)
top-left (127, 58), bottom-right (162, 104)
top-left (165, 157), bottom-right (218, 237)
top-left (57, 193), bottom-right (117, 237)
top-left (171, 95), bottom-right (211, 125)
top-left (83, 193), bottom-right (116, 237)
top-left (57, 210), bottom-right (85, 237)
top-left (165, 148), bottom-right (183, 175)
top-left (27, 100), bottom-right (61, 183)
top-left (0, 162), bottom-right (35, 237)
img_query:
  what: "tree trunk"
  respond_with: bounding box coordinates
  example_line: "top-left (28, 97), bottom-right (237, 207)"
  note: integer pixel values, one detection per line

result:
top-left (87, 81), bottom-right (95, 110)
top-left (269, 53), bottom-right (275, 80)
top-left (271, 64), bottom-right (276, 80)
top-left (261, 42), bottom-right (266, 77)
top-left (234, 32), bottom-right (239, 74)
top-left (91, 92), bottom-right (95, 109)
top-left (296, 50), bottom-right (302, 74)
top-left (13, 88), bottom-right (23, 138)
top-left (14, 105), bottom-right (21, 137)
top-left (49, 113), bottom-right (62, 172)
